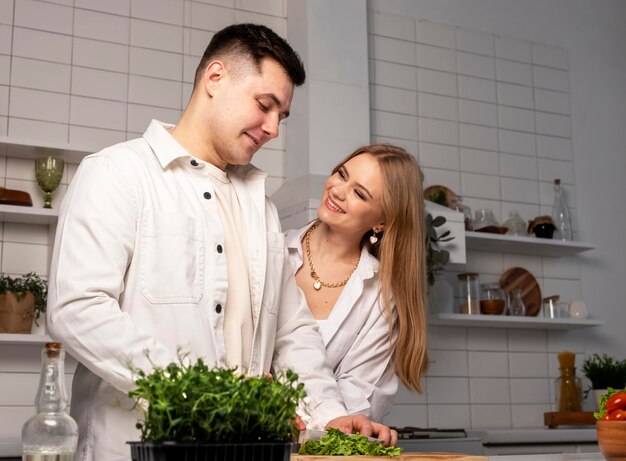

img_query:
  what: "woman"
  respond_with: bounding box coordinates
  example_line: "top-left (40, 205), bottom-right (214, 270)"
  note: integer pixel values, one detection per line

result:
top-left (285, 144), bottom-right (429, 421)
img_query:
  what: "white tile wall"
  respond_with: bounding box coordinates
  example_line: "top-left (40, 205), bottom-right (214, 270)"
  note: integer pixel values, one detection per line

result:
top-left (0, 1), bottom-right (590, 437)
top-left (370, 10), bottom-right (581, 429)
top-left (12, 27), bottom-right (72, 64)
top-left (11, 57), bottom-right (71, 94)
top-left (1, 1), bottom-right (295, 447)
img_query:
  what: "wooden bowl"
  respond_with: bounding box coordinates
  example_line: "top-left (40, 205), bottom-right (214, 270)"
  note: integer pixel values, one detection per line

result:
top-left (597, 420), bottom-right (626, 461)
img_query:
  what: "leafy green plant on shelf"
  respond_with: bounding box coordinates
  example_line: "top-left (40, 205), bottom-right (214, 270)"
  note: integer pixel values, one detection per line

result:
top-left (0, 272), bottom-right (48, 325)
top-left (426, 213), bottom-right (453, 287)
top-left (582, 353), bottom-right (626, 391)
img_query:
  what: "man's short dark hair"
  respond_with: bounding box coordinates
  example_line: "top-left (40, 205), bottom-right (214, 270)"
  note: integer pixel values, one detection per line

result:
top-left (194, 23), bottom-right (305, 87)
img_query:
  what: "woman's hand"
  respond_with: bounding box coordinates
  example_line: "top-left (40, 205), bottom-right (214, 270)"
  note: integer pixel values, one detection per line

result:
top-left (326, 414), bottom-right (398, 446)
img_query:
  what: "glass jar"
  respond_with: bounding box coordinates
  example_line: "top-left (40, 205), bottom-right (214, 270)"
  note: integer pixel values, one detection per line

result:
top-left (480, 283), bottom-right (506, 315)
top-left (474, 208), bottom-right (497, 230)
top-left (502, 210), bottom-right (526, 236)
top-left (554, 367), bottom-right (582, 412)
top-left (457, 273), bottom-right (480, 315)
top-left (508, 287), bottom-right (526, 316)
top-left (543, 295), bottom-right (561, 318)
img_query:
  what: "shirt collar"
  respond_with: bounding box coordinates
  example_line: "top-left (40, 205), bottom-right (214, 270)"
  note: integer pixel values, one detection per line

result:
top-left (142, 119), bottom-right (267, 181)
top-left (143, 119), bottom-right (190, 168)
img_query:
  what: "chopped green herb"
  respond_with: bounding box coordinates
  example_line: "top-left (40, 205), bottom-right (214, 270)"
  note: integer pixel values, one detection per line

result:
top-left (299, 428), bottom-right (402, 456)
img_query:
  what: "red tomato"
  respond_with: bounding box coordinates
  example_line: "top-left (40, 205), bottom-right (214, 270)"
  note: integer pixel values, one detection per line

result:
top-left (606, 392), bottom-right (626, 413)
top-left (607, 409), bottom-right (626, 421)
top-left (602, 412), bottom-right (611, 420)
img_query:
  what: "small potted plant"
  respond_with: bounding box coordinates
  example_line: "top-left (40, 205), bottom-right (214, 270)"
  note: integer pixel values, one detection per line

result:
top-left (0, 272), bottom-right (48, 334)
top-left (582, 353), bottom-right (626, 410)
top-left (426, 213), bottom-right (453, 288)
top-left (127, 355), bottom-right (306, 461)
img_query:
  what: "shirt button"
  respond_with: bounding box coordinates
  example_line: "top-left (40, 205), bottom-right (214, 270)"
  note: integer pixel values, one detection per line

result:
top-left (217, 244), bottom-right (223, 253)
top-left (203, 192), bottom-right (211, 199)
top-left (215, 304), bottom-right (222, 314)
top-left (190, 159), bottom-right (198, 166)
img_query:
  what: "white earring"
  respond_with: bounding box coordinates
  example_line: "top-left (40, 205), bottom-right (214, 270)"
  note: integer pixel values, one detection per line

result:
top-left (369, 233), bottom-right (378, 245)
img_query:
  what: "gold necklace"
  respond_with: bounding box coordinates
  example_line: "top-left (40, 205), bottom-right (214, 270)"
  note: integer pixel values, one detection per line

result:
top-left (304, 223), bottom-right (361, 291)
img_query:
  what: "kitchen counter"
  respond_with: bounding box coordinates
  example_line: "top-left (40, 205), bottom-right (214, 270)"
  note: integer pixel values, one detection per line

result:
top-left (490, 455), bottom-right (604, 461)
top-left (468, 427), bottom-right (597, 444)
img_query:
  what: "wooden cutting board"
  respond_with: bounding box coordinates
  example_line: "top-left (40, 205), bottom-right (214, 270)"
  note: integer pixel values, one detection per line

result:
top-left (292, 454), bottom-right (487, 460)
top-left (499, 267), bottom-right (542, 316)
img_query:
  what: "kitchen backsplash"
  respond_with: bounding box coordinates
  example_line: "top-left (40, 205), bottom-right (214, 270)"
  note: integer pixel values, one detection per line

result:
top-left (0, 1), bottom-right (597, 444)
top-left (367, 10), bottom-right (591, 428)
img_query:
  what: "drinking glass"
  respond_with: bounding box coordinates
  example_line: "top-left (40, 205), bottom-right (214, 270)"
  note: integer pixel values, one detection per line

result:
top-left (35, 157), bottom-right (64, 208)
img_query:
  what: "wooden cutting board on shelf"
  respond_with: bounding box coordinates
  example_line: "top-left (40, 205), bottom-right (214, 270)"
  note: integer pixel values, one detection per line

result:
top-left (292, 454), bottom-right (487, 460)
top-left (499, 266), bottom-right (542, 316)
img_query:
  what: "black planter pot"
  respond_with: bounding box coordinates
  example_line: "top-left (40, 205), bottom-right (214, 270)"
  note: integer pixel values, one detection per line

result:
top-left (128, 441), bottom-right (292, 461)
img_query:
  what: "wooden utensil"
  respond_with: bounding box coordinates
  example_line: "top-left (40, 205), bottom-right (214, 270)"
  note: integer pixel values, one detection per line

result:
top-left (499, 267), bottom-right (542, 316)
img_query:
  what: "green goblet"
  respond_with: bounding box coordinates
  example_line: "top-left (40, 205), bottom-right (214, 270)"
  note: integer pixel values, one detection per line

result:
top-left (35, 157), bottom-right (64, 208)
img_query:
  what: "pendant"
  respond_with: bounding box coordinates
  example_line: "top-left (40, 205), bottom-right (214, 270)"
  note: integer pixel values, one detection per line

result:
top-left (313, 280), bottom-right (322, 291)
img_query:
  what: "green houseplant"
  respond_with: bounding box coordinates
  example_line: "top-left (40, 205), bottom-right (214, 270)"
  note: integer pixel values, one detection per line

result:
top-left (127, 356), bottom-right (306, 461)
top-left (426, 213), bottom-right (453, 287)
top-left (0, 272), bottom-right (48, 333)
top-left (582, 353), bottom-right (626, 410)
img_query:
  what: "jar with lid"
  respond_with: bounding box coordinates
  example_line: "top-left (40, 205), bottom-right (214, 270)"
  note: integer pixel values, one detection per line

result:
top-left (480, 283), bottom-right (506, 315)
top-left (457, 273), bottom-right (480, 315)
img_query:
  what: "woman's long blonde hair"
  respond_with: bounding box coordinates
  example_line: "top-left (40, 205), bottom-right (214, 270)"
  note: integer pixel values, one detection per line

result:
top-left (331, 144), bottom-right (428, 393)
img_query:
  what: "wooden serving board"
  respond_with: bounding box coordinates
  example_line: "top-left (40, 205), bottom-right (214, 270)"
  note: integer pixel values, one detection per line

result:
top-left (292, 454), bottom-right (487, 460)
top-left (499, 267), bottom-right (542, 316)
top-left (544, 411), bottom-right (596, 428)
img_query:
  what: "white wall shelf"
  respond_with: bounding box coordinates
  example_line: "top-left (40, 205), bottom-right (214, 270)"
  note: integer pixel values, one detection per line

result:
top-left (1, 137), bottom-right (88, 164)
top-left (0, 204), bottom-right (59, 225)
top-left (465, 231), bottom-right (595, 257)
top-left (0, 333), bottom-right (52, 344)
top-left (429, 313), bottom-right (603, 330)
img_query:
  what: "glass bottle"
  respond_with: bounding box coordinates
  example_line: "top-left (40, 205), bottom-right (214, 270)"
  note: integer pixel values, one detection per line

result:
top-left (22, 342), bottom-right (78, 461)
top-left (555, 367), bottom-right (582, 412)
top-left (450, 195), bottom-right (473, 231)
top-left (508, 288), bottom-right (526, 316)
top-left (551, 179), bottom-right (573, 241)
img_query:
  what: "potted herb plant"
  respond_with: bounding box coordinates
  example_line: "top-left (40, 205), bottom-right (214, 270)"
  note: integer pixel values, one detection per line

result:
top-left (0, 272), bottom-right (48, 334)
top-left (127, 356), bottom-right (306, 461)
top-left (582, 353), bottom-right (626, 410)
top-left (426, 213), bottom-right (453, 288)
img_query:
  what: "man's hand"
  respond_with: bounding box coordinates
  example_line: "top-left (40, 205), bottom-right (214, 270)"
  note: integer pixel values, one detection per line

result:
top-left (326, 414), bottom-right (398, 446)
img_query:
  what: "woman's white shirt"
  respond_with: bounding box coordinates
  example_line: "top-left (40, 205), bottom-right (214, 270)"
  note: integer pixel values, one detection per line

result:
top-left (285, 224), bottom-right (399, 421)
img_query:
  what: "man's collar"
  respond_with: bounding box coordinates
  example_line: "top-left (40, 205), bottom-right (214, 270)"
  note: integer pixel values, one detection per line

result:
top-left (143, 119), bottom-right (191, 168)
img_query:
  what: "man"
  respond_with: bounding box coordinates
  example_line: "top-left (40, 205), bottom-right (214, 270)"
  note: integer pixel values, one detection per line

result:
top-left (47, 23), bottom-right (395, 461)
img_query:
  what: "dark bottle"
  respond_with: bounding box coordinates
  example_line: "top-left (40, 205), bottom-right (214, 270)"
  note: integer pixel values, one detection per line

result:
top-left (22, 342), bottom-right (78, 461)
